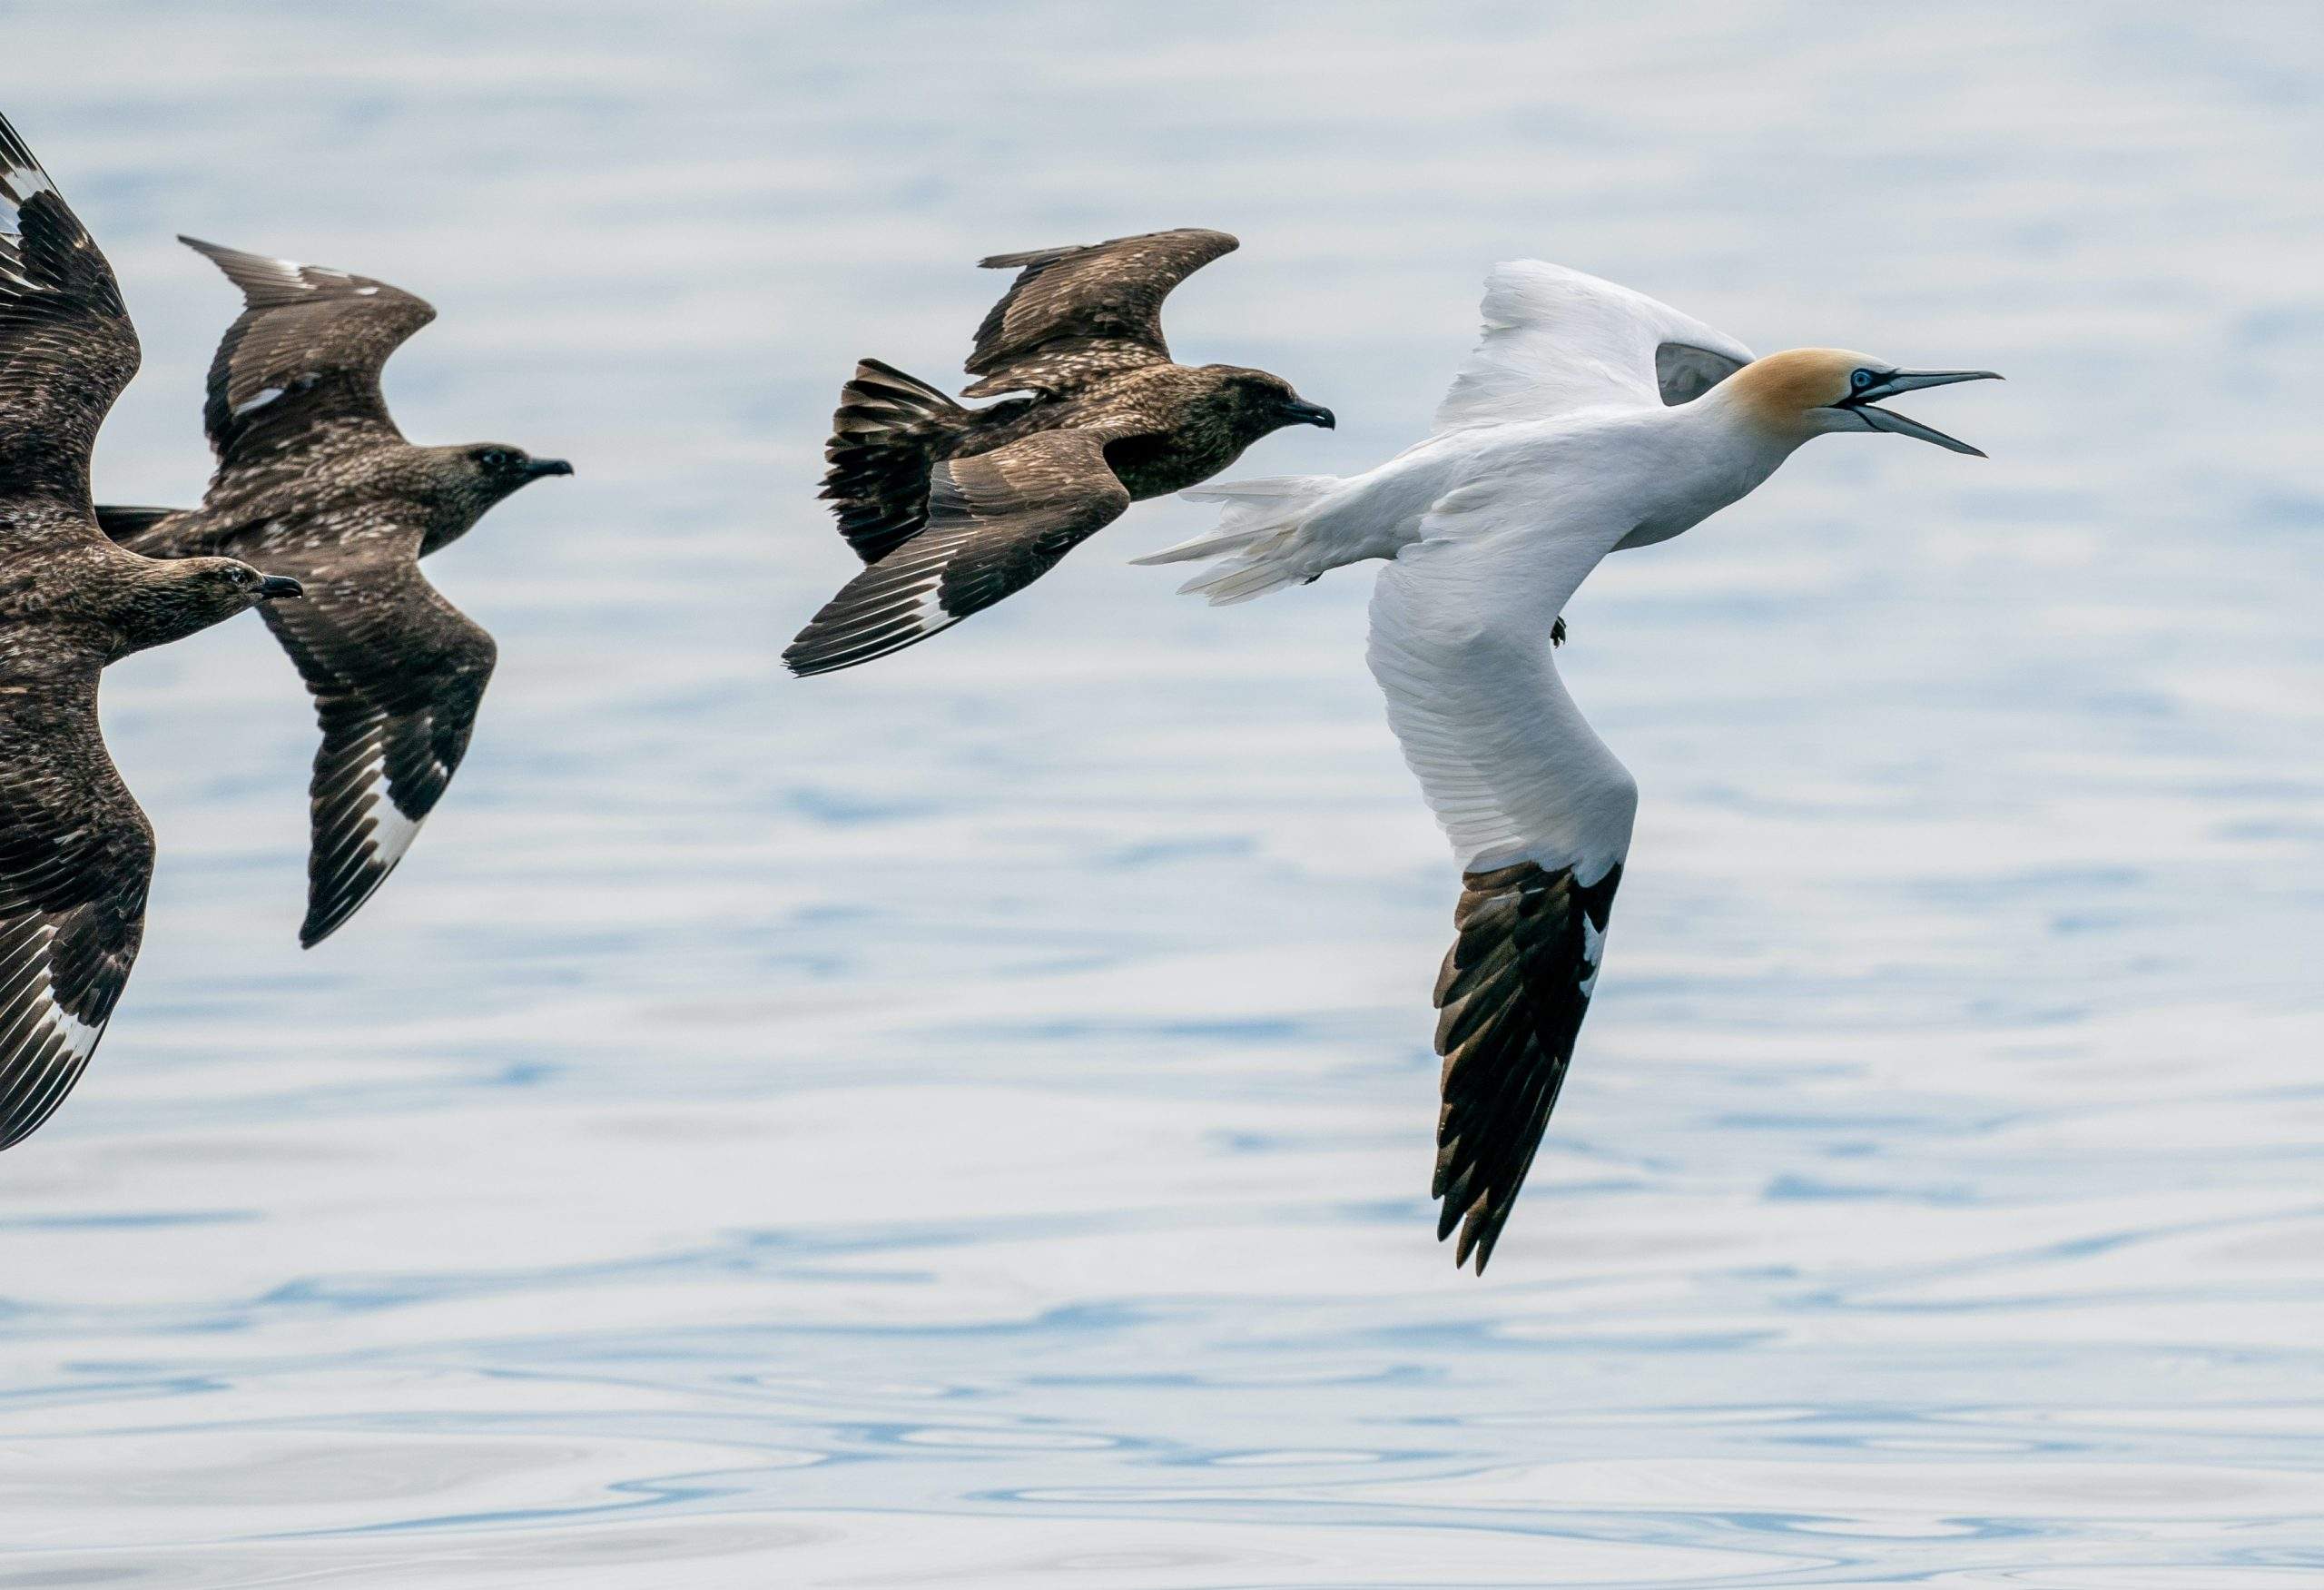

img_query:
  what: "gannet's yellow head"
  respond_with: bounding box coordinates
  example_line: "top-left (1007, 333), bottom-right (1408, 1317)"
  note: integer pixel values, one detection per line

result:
top-left (1726, 348), bottom-right (2000, 455)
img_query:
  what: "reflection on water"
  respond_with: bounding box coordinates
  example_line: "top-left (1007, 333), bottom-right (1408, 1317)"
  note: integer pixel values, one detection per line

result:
top-left (3, 4), bottom-right (2321, 1585)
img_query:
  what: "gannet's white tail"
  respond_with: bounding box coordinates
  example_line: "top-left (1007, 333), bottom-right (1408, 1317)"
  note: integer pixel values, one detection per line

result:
top-left (1132, 476), bottom-right (1349, 605)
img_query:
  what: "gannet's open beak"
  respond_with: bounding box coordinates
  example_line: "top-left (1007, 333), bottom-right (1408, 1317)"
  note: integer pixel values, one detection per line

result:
top-left (1836, 370), bottom-right (2002, 458)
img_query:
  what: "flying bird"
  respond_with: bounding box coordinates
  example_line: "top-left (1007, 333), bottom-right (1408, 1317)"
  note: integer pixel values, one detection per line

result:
top-left (98, 238), bottom-right (571, 946)
top-left (1139, 262), bottom-right (1999, 1272)
top-left (784, 228), bottom-right (1334, 676)
top-left (0, 111), bottom-right (304, 1151)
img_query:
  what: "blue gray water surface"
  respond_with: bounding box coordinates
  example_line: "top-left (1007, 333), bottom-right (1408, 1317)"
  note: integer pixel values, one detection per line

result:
top-left (3, 4), bottom-right (2321, 1585)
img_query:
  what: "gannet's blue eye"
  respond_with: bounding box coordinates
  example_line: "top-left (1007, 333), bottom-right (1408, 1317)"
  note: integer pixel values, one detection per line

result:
top-left (1850, 369), bottom-right (1877, 391)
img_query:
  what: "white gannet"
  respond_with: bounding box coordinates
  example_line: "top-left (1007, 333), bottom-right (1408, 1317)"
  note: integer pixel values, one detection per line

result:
top-left (1137, 262), bottom-right (1998, 1273)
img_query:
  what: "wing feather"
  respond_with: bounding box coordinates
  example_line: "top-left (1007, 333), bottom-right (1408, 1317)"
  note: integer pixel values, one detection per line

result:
top-left (962, 228), bottom-right (1237, 398)
top-left (785, 429), bottom-right (1133, 676)
top-left (0, 679), bottom-right (153, 1151)
top-left (1367, 525), bottom-right (1638, 1271)
top-left (180, 236), bottom-right (435, 480)
top-left (1433, 261), bottom-right (1754, 434)
top-left (254, 549), bottom-right (495, 946)
top-left (0, 110), bottom-right (139, 516)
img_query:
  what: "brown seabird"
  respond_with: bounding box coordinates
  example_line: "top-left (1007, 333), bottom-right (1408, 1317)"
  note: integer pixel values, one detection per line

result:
top-left (784, 228), bottom-right (1334, 676)
top-left (98, 238), bottom-right (570, 946)
top-left (0, 110), bottom-right (303, 1151)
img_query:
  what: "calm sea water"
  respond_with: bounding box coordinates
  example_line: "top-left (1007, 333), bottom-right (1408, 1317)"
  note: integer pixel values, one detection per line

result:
top-left (3, 5), bottom-right (2320, 1584)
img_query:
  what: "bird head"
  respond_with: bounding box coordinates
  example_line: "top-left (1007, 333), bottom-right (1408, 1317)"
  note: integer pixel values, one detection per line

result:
top-left (187, 557), bottom-right (304, 614)
top-left (116, 558), bottom-right (301, 656)
top-left (459, 443), bottom-right (575, 501)
top-left (418, 443), bottom-right (575, 516)
top-left (1727, 349), bottom-right (1999, 456)
top-left (1206, 367), bottom-right (1336, 437)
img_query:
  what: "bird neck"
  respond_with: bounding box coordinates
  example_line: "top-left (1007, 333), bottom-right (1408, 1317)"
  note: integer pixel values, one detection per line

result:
top-left (1677, 380), bottom-right (1812, 486)
top-left (1601, 387), bottom-right (1805, 553)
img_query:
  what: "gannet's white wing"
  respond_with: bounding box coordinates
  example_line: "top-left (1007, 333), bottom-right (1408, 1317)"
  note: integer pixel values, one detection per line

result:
top-left (1432, 262), bottom-right (1755, 434)
top-left (1366, 518), bottom-right (1637, 1274)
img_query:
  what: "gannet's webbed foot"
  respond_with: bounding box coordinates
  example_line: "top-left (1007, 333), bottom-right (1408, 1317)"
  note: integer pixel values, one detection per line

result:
top-left (1551, 616), bottom-right (1567, 647)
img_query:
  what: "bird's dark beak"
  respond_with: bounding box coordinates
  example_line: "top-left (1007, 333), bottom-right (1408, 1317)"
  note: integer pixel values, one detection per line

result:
top-left (1281, 399), bottom-right (1335, 430)
top-left (524, 458), bottom-right (575, 480)
top-left (256, 575), bottom-right (304, 600)
top-left (1836, 370), bottom-right (2002, 458)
